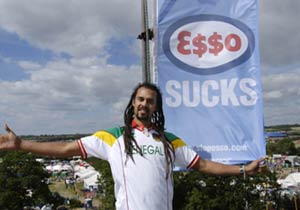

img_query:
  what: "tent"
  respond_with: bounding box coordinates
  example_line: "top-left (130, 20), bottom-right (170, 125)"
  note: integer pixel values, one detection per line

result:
top-left (278, 172), bottom-right (300, 189)
top-left (74, 168), bottom-right (98, 180)
top-left (83, 173), bottom-right (100, 190)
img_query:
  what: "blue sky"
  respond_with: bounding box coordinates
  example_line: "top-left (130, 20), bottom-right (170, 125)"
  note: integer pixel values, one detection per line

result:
top-left (0, 28), bottom-right (138, 81)
top-left (0, 28), bottom-right (53, 81)
top-left (0, 0), bottom-right (299, 135)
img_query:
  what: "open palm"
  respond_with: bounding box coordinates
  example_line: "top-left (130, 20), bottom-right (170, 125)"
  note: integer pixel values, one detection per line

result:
top-left (0, 124), bottom-right (20, 150)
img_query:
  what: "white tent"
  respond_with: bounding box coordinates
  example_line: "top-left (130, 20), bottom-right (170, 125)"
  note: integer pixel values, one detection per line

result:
top-left (45, 165), bottom-right (53, 172)
top-left (73, 163), bottom-right (94, 172)
top-left (279, 172), bottom-right (300, 189)
top-left (74, 169), bottom-right (98, 180)
top-left (52, 164), bottom-right (62, 172)
top-left (83, 173), bottom-right (100, 190)
top-left (61, 164), bottom-right (72, 171)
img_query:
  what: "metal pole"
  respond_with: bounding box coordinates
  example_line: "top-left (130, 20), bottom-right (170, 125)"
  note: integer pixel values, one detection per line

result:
top-left (141, 0), bottom-right (151, 82)
top-left (295, 194), bottom-right (299, 210)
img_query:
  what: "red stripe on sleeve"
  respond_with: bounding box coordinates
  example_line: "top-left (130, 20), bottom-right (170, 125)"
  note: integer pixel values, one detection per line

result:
top-left (187, 154), bottom-right (200, 169)
top-left (77, 139), bottom-right (87, 159)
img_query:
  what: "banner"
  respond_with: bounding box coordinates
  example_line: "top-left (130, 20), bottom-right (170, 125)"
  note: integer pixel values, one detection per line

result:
top-left (156, 0), bottom-right (265, 164)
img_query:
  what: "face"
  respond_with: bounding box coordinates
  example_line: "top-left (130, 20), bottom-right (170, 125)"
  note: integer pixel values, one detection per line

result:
top-left (132, 87), bottom-right (157, 125)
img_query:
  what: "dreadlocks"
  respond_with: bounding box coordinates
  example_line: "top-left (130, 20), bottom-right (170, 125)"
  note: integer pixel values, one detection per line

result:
top-left (123, 82), bottom-right (175, 179)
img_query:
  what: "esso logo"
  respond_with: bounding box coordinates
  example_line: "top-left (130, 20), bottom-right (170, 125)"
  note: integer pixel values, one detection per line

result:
top-left (162, 15), bottom-right (255, 75)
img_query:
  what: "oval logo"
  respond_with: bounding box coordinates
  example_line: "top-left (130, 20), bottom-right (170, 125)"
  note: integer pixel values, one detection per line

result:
top-left (162, 15), bottom-right (255, 75)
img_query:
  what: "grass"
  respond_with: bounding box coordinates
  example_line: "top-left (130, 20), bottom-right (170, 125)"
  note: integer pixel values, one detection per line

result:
top-left (48, 179), bottom-right (102, 209)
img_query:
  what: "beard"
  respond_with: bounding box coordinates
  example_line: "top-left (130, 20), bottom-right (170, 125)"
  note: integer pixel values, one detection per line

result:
top-left (136, 107), bottom-right (151, 122)
top-left (136, 114), bottom-right (150, 122)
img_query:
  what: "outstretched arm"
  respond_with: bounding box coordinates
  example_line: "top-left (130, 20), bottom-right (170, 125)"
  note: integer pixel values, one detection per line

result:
top-left (193, 157), bottom-right (265, 176)
top-left (0, 124), bottom-right (81, 158)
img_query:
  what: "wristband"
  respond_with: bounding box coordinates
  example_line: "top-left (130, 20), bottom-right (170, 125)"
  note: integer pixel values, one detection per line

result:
top-left (240, 165), bottom-right (246, 179)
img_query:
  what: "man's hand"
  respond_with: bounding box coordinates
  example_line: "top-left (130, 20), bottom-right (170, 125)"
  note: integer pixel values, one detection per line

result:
top-left (245, 157), bottom-right (266, 175)
top-left (0, 124), bottom-right (21, 150)
top-left (0, 124), bottom-right (81, 157)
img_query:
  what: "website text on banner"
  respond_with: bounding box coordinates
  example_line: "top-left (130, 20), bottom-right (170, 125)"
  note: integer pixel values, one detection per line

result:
top-left (155, 0), bottom-right (265, 165)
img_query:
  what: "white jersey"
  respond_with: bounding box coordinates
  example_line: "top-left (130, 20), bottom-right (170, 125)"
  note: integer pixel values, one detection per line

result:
top-left (77, 123), bottom-right (200, 210)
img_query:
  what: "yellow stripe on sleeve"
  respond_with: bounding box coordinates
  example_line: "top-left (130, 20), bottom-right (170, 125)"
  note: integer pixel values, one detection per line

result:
top-left (93, 131), bottom-right (117, 147)
top-left (171, 138), bottom-right (187, 149)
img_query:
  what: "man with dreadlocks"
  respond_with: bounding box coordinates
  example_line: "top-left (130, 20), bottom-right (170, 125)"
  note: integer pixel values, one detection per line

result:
top-left (0, 82), bottom-right (264, 210)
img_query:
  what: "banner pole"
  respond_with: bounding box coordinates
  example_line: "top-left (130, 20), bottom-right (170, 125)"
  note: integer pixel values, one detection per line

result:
top-left (141, 0), bottom-right (151, 82)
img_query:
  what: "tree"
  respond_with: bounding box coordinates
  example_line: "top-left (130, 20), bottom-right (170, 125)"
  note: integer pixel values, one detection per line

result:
top-left (84, 158), bottom-right (295, 210)
top-left (173, 169), bottom-right (279, 210)
top-left (0, 151), bottom-right (64, 210)
top-left (87, 157), bottom-right (116, 210)
top-left (267, 138), bottom-right (298, 155)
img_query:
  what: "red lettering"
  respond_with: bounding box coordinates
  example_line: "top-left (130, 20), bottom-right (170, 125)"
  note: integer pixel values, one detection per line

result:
top-left (225, 34), bottom-right (241, 51)
top-left (177, 31), bottom-right (243, 56)
top-left (177, 31), bottom-right (191, 55)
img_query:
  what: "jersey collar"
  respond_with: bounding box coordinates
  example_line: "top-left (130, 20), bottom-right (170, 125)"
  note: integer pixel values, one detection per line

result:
top-left (131, 119), bottom-right (154, 132)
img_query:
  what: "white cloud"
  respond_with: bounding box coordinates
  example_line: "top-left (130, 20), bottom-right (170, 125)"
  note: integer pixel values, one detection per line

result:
top-left (264, 90), bottom-right (282, 100)
top-left (0, 0), bottom-right (141, 58)
top-left (0, 0), bottom-right (145, 134)
top-left (259, 0), bottom-right (300, 66)
top-left (262, 65), bottom-right (300, 125)
top-left (259, 1), bottom-right (300, 125)
top-left (18, 60), bottom-right (42, 71)
top-left (0, 0), bottom-right (300, 134)
top-left (0, 57), bottom-right (141, 134)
